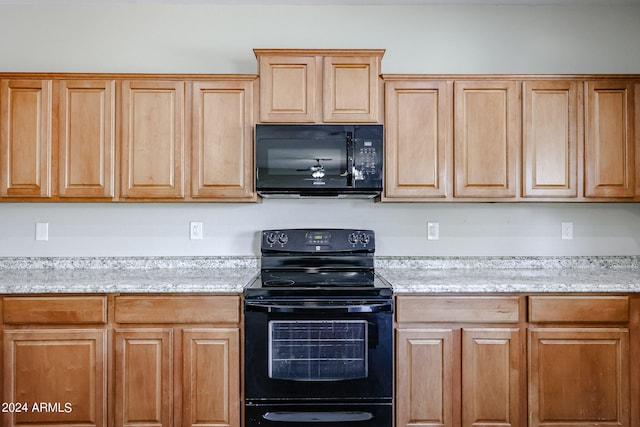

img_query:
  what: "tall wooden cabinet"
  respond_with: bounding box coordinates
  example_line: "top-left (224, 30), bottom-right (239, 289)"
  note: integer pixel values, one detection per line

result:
top-left (255, 49), bottom-right (384, 123)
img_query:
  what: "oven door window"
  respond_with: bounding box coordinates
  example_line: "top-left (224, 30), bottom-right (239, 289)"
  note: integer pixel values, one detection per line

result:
top-left (268, 320), bottom-right (368, 381)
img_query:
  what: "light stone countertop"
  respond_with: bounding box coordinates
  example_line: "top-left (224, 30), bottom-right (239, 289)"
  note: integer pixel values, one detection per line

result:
top-left (0, 256), bottom-right (639, 294)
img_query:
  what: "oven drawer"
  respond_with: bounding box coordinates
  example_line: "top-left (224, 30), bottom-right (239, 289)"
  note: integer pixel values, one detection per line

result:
top-left (245, 402), bottom-right (392, 427)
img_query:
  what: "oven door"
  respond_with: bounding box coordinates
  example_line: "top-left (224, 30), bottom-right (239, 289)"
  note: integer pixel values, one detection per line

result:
top-left (244, 299), bottom-right (393, 401)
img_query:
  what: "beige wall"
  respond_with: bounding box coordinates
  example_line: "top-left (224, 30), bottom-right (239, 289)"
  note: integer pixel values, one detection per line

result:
top-left (1, 3), bottom-right (639, 257)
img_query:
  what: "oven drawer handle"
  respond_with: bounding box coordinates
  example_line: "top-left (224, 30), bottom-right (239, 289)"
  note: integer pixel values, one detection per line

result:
top-left (245, 301), bottom-right (392, 313)
top-left (263, 411), bottom-right (373, 423)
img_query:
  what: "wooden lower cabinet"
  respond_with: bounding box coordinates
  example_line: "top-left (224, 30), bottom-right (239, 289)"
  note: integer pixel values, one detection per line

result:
top-left (2, 328), bottom-right (107, 427)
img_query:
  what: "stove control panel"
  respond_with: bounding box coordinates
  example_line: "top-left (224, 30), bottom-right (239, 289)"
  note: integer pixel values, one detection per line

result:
top-left (262, 228), bottom-right (375, 252)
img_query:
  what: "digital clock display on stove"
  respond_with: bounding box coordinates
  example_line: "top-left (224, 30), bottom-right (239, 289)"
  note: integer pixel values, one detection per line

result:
top-left (305, 232), bottom-right (331, 245)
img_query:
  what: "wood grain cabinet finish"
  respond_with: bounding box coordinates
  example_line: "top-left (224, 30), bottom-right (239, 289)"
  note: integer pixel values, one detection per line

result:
top-left (585, 80), bottom-right (635, 198)
top-left (395, 296), bottom-right (523, 427)
top-left (0, 79), bottom-right (52, 198)
top-left (522, 80), bottom-right (579, 198)
top-left (2, 329), bottom-right (107, 427)
top-left (255, 49), bottom-right (383, 124)
top-left (528, 328), bottom-right (630, 427)
top-left (120, 80), bottom-right (185, 199)
top-left (454, 80), bottom-right (520, 198)
top-left (191, 79), bottom-right (256, 200)
top-left (57, 79), bottom-right (116, 198)
top-left (383, 78), bottom-right (452, 199)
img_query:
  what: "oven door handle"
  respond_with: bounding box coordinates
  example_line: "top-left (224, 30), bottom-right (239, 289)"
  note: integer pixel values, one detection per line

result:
top-left (263, 411), bottom-right (374, 423)
top-left (244, 301), bottom-right (392, 314)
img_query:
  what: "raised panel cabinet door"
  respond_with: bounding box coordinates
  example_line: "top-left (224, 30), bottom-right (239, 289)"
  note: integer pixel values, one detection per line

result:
top-left (396, 328), bottom-right (457, 427)
top-left (0, 79), bottom-right (52, 198)
top-left (58, 80), bottom-right (115, 198)
top-left (528, 328), bottom-right (630, 427)
top-left (182, 328), bottom-right (240, 427)
top-left (384, 79), bottom-right (452, 199)
top-left (323, 55), bottom-right (381, 123)
top-left (462, 328), bottom-right (522, 427)
top-left (121, 80), bottom-right (185, 199)
top-left (114, 329), bottom-right (173, 427)
top-left (522, 81), bottom-right (579, 198)
top-left (454, 81), bottom-right (520, 198)
top-left (585, 81), bottom-right (635, 198)
top-left (2, 329), bottom-right (107, 427)
top-left (191, 79), bottom-right (255, 200)
top-left (258, 55), bottom-right (318, 123)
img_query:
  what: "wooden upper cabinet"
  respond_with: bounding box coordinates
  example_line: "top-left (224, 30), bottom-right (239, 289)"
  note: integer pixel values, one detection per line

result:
top-left (383, 78), bottom-right (452, 199)
top-left (121, 80), bottom-right (185, 199)
top-left (0, 79), bottom-right (52, 198)
top-left (255, 49), bottom-right (383, 123)
top-left (191, 79), bottom-right (256, 200)
top-left (454, 80), bottom-right (520, 198)
top-left (57, 79), bottom-right (116, 199)
top-left (585, 80), bottom-right (635, 198)
top-left (323, 55), bottom-right (381, 123)
top-left (522, 80), bottom-right (579, 198)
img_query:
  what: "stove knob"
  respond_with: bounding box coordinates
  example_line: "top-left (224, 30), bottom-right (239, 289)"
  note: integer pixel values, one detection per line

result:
top-left (359, 233), bottom-right (371, 245)
top-left (277, 233), bottom-right (289, 245)
top-left (348, 233), bottom-right (359, 245)
top-left (265, 232), bottom-right (277, 245)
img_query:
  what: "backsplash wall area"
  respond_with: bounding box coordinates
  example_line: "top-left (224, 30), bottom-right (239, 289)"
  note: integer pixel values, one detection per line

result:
top-left (1, 3), bottom-right (639, 258)
top-left (1, 202), bottom-right (639, 257)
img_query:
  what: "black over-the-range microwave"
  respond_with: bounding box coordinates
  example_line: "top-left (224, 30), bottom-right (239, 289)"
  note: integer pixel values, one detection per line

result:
top-left (255, 124), bottom-right (383, 198)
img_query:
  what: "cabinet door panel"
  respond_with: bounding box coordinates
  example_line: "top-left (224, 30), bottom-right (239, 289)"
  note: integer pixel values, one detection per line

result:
top-left (2, 329), bottom-right (107, 427)
top-left (115, 329), bottom-right (173, 427)
top-left (0, 79), bottom-right (52, 197)
top-left (58, 79), bottom-right (115, 198)
top-left (384, 80), bottom-right (451, 199)
top-left (121, 80), bottom-right (184, 198)
top-left (454, 81), bottom-right (519, 198)
top-left (585, 81), bottom-right (635, 198)
top-left (191, 80), bottom-right (255, 200)
top-left (522, 81), bottom-right (579, 198)
top-left (528, 328), bottom-right (630, 427)
top-left (396, 328), bottom-right (456, 427)
top-left (182, 328), bottom-right (240, 427)
top-left (462, 328), bottom-right (521, 427)
top-left (259, 55), bottom-right (317, 123)
top-left (323, 56), bottom-right (380, 123)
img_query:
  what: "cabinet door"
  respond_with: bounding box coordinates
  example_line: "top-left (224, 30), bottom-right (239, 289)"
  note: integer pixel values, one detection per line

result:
top-left (58, 79), bottom-right (115, 198)
top-left (323, 55), bottom-right (380, 123)
top-left (191, 80), bottom-right (255, 200)
top-left (2, 329), bottom-right (107, 427)
top-left (258, 55), bottom-right (318, 123)
top-left (585, 81), bottom-right (635, 198)
top-left (462, 328), bottom-right (522, 427)
top-left (528, 328), bottom-right (630, 427)
top-left (454, 81), bottom-right (520, 198)
top-left (121, 80), bottom-right (185, 199)
top-left (522, 81), bottom-right (579, 198)
top-left (182, 328), bottom-right (240, 427)
top-left (396, 328), bottom-right (457, 427)
top-left (0, 79), bottom-right (52, 198)
top-left (114, 329), bottom-right (173, 427)
top-left (384, 79), bottom-right (452, 199)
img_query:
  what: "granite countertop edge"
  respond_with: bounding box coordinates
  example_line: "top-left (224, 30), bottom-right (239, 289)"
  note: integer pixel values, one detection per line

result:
top-left (1, 256), bottom-right (639, 294)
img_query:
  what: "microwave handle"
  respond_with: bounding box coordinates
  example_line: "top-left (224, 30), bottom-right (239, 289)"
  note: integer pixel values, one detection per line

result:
top-left (346, 131), bottom-right (354, 187)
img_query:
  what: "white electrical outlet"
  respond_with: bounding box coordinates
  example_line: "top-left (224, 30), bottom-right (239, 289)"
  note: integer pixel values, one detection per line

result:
top-left (35, 222), bottom-right (49, 241)
top-left (561, 222), bottom-right (573, 240)
top-left (427, 222), bottom-right (440, 240)
top-left (190, 222), bottom-right (203, 240)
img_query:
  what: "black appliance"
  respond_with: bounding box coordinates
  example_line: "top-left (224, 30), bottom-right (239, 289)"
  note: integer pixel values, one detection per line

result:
top-left (255, 124), bottom-right (383, 198)
top-left (244, 228), bottom-right (393, 427)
